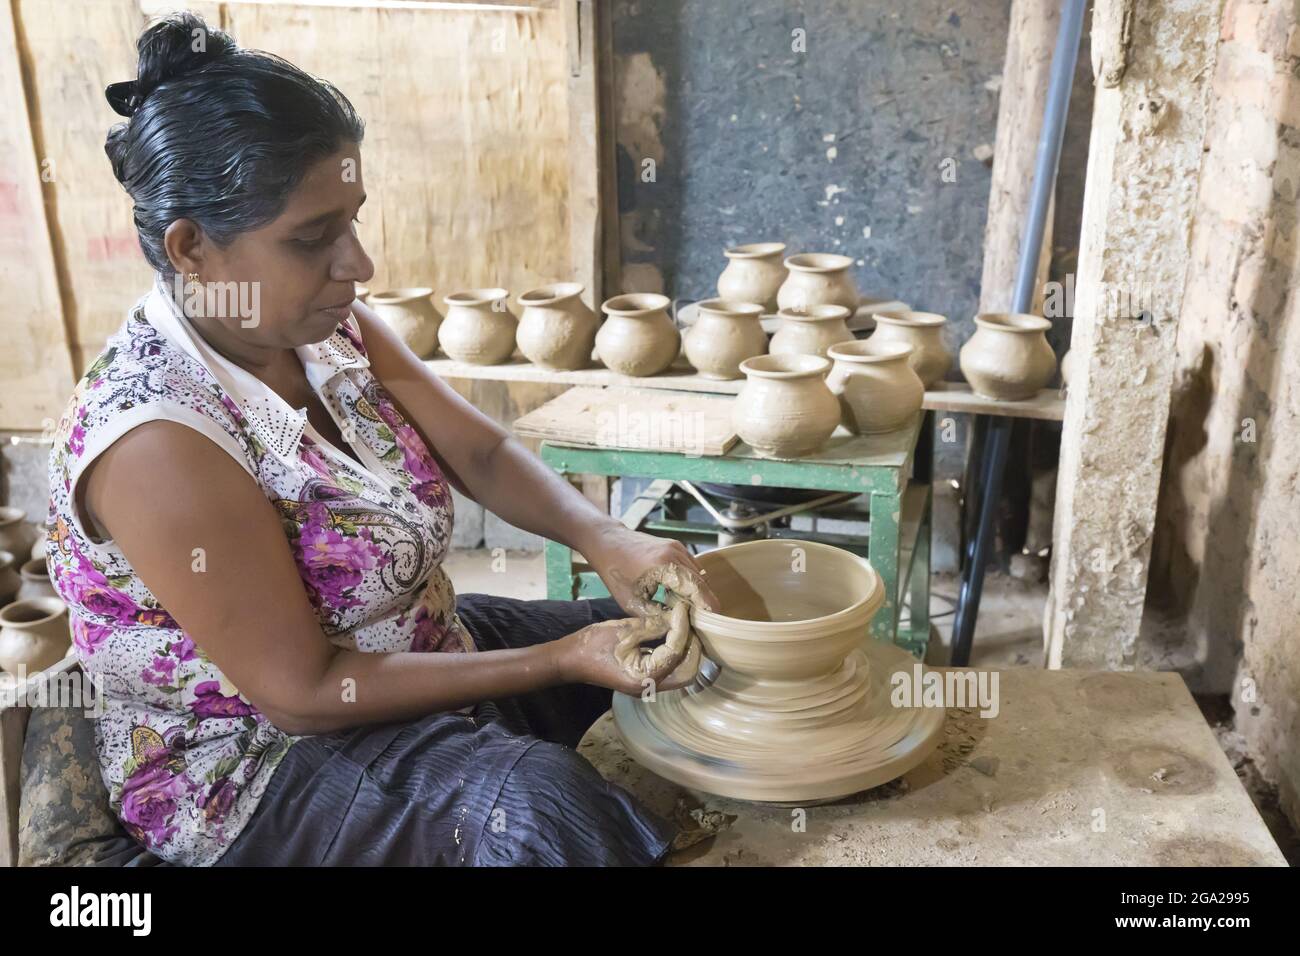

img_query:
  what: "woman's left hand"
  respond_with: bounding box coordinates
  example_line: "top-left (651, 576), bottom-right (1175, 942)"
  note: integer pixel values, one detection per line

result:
top-left (584, 525), bottom-right (720, 618)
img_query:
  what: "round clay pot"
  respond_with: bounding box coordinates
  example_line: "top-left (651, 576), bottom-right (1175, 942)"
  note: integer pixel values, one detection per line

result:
top-left (369, 288), bottom-right (440, 358)
top-left (733, 354), bottom-right (840, 458)
top-left (0, 551), bottom-right (20, 605)
top-left (441, 288), bottom-right (518, 365)
top-left (716, 242), bottom-right (787, 313)
top-left (681, 539), bottom-right (884, 681)
top-left (17, 558), bottom-right (56, 602)
top-left (356, 285), bottom-right (371, 305)
top-left (516, 282), bottom-right (599, 370)
top-left (826, 340), bottom-right (925, 434)
top-left (0, 597), bottom-right (70, 676)
top-left (769, 304), bottom-right (855, 358)
top-left (683, 298), bottom-right (768, 380)
top-left (869, 311), bottom-right (952, 387)
top-left (0, 507), bottom-right (34, 564)
top-left (30, 535), bottom-right (46, 562)
top-left (776, 253), bottom-right (859, 311)
top-left (959, 312), bottom-right (1057, 400)
top-left (595, 293), bottom-right (680, 377)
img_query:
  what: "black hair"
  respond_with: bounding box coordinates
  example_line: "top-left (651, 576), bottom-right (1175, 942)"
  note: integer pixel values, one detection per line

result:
top-left (105, 12), bottom-right (364, 276)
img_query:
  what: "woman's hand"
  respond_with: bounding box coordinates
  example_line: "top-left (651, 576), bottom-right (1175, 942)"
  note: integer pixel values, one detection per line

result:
top-left (583, 525), bottom-right (721, 617)
top-left (551, 603), bottom-right (701, 695)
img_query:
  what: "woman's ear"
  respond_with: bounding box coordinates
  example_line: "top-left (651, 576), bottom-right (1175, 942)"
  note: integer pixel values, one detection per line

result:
top-left (163, 218), bottom-right (206, 276)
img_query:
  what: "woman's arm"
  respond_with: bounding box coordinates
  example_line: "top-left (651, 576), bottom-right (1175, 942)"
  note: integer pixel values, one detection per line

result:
top-left (82, 421), bottom-right (690, 735)
top-left (349, 301), bottom-right (719, 613)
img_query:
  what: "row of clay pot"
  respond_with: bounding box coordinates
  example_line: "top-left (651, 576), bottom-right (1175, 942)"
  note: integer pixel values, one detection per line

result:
top-left (0, 508), bottom-right (70, 678)
top-left (716, 243), bottom-right (860, 313)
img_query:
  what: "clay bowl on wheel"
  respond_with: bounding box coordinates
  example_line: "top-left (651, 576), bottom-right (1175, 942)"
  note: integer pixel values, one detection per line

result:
top-left (672, 539), bottom-right (884, 681)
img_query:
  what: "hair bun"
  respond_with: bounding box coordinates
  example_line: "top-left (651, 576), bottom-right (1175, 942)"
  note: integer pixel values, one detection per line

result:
top-left (133, 12), bottom-right (237, 103)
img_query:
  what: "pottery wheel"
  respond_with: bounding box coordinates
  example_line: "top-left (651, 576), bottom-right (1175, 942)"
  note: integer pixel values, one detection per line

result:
top-left (613, 637), bottom-right (945, 804)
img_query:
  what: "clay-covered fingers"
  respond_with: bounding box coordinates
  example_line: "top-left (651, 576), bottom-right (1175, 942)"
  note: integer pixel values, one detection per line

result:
top-left (612, 602), bottom-right (692, 679)
top-left (629, 561), bottom-right (720, 616)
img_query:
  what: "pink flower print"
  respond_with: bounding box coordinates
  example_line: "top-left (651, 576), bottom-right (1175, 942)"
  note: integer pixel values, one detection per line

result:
top-left (141, 654), bottom-right (176, 687)
top-left (409, 604), bottom-right (468, 654)
top-left (298, 435), bottom-right (334, 478)
top-left (218, 393), bottom-right (246, 426)
top-left (169, 634), bottom-right (198, 662)
top-left (190, 680), bottom-right (257, 720)
top-left (199, 776), bottom-right (237, 826)
top-left (66, 550), bottom-right (140, 626)
top-left (71, 617), bottom-right (113, 656)
top-left (119, 747), bottom-right (186, 849)
top-left (68, 423), bottom-right (86, 458)
top-left (292, 503), bottom-right (383, 612)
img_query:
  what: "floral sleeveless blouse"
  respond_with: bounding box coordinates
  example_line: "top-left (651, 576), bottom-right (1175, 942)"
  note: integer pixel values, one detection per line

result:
top-left (45, 281), bottom-right (474, 866)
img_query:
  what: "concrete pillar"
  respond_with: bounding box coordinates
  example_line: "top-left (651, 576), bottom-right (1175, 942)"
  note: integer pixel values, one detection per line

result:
top-left (1045, 0), bottom-right (1225, 668)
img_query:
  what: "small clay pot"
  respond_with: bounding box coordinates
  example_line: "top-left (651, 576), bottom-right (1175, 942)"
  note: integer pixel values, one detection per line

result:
top-left (369, 288), bottom-right (440, 358)
top-left (717, 242), bottom-right (788, 313)
top-left (0, 507), bottom-right (35, 564)
top-left (0, 551), bottom-right (20, 605)
top-left (17, 558), bottom-right (56, 602)
top-left (776, 253), bottom-right (859, 311)
top-left (683, 299), bottom-right (768, 380)
top-left (733, 354), bottom-right (840, 458)
top-left (869, 311), bottom-right (952, 387)
top-left (769, 305), bottom-right (855, 358)
top-left (0, 597), bottom-right (70, 676)
top-left (959, 313), bottom-right (1057, 400)
top-left (30, 535), bottom-right (46, 562)
top-left (441, 288), bottom-right (518, 365)
top-left (596, 293), bottom-right (680, 377)
top-left (826, 340), bottom-right (925, 434)
top-left (516, 282), bottom-right (599, 370)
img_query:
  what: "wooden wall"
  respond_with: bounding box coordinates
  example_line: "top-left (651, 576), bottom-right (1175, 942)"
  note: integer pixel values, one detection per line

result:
top-left (3, 0), bottom-right (589, 429)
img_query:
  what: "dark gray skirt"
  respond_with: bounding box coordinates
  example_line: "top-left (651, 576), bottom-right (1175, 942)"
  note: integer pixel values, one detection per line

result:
top-left (214, 594), bottom-right (677, 866)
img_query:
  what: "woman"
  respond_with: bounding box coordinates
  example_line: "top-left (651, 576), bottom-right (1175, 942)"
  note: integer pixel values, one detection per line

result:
top-left (46, 12), bottom-right (715, 867)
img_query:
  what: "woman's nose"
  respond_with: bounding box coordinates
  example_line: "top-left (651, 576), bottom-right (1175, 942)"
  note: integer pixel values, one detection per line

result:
top-left (332, 228), bottom-right (375, 284)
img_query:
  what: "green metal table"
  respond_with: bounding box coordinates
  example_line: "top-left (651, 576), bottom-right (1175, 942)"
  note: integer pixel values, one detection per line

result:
top-left (541, 410), bottom-right (933, 657)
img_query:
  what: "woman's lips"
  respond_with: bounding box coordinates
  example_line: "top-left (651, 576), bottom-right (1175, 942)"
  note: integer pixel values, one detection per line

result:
top-left (319, 301), bottom-right (353, 321)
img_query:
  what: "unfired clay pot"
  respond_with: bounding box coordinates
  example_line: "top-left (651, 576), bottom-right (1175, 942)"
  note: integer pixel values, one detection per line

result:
top-left (959, 312), bottom-right (1057, 400)
top-left (733, 354), bottom-right (840, 458)
top-left (869, 311), bottom-right (952, 387)
top-left (369, 288), bottom-right (440, 358)
top-left (30, 535), bottom-right (46, 562)
top-left (826, 340), bottom-right (925, 434)
top-left (516, 283), bottom-right (599, 370)
top-left (769, 305), bottom-right (855, 358)
top-left (0, 597), bottom-right (70, 676)
top-left (17, 558), bottom-right (56, 602)
top-left (716, 242), bottom-right (787, 312)
top-left (776, 253), bottom-right (860, 311)
top-left (441, 288), bottom-right (518, 365)
top-left (0, 551), bottom-right (20, 605)
top-left (1059, 348), bottom-right (1075, 388)
top-left (596, 293), bottom-right (680, 377)
top-left (0, 507), bottom-right (34, 564)
top-left (683, 299), bottom-right (768, 380)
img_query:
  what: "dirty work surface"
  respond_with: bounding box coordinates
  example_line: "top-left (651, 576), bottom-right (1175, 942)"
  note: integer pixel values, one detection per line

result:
top-left (578, 669), bottom-right (1287, 866)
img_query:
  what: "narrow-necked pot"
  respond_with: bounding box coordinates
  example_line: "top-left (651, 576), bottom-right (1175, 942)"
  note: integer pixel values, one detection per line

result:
top-left (595, 293), bottom-right (680, 377)
top-left (0, 507), bottom-right (34, 564)
top-left (441, 288), bottom-right (517, 365)
top-left (776, 253), bottom-right (860, 311)
top-left (516, 282), bottom-right (599, 370)
top-left (733, 354), bottom-right (840, 458)
top-left (769, 304), bottom-right (855, 358)
top-left (959, 312), bottom-right (1057, 400)
top-left (369, 288), bottom-right (440, 358)
top-left (17, 557), bottom-right (56, 602)
top-left (826, 340), bottom-right (925, 434)
top-left (0, 551), bottom-right (20, 605)
top-left (683, 298), bottom-right (768, 380)
top-left (0, 597), bottom-right (70, 676)
top-left (869, 311), bottom-right (952, 386)
top-left (717, 242), bottom-right (788, 312)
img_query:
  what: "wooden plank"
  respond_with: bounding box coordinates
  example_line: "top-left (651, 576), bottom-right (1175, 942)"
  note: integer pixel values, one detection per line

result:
top-left (922, 382), bottom-right (1065, 421)
top-left (0, 706), bottom-right (32, 867)
top-left (513, 385), bottom-right (738, 455)
top-left (429, 355), bottom-right (748, 394)
top-left (0, 0), bottom-right (78, 428)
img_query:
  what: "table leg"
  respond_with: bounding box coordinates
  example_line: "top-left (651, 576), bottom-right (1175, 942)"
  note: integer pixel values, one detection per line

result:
top-left (545, 538), bottom-right (577, 601)
top-left (908, 486), bottom-right (932, 657)
top-left (869, 490), bottom-right (902, 644)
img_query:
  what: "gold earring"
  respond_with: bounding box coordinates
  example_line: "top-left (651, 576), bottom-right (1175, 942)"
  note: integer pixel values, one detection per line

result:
top-left (187, 273), bottom-right (199, 282)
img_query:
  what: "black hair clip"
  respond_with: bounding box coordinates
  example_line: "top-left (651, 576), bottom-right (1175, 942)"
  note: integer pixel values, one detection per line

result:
top-left (105, 80), bottom-right (141, 118)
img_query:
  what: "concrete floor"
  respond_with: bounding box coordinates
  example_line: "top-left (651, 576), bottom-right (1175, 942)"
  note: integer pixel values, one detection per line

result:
top-left (444, 547), bottom-right (1297, 863)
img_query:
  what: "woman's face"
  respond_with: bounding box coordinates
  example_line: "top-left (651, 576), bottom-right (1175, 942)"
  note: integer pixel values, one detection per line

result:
top-left (175, 143), bottom-right (375, 349)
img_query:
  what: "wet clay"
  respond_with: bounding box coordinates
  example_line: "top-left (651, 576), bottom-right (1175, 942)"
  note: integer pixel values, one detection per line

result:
top-left (613, 540), bottom-right (945, 803)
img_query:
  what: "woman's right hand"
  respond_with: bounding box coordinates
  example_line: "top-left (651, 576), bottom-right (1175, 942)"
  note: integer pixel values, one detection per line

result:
top-left (552, 609), bottom-right (700, 696)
